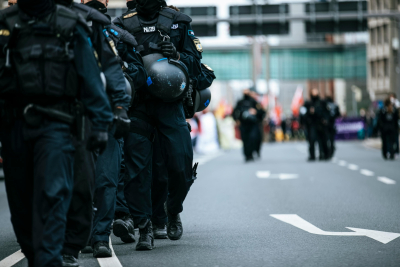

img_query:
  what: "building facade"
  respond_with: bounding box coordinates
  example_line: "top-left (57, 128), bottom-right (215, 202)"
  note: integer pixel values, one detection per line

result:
top-left (368, 0), bottom-right (400, 100)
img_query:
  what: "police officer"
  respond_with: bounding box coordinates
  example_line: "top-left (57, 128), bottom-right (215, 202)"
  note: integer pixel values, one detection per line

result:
top-left (113, 0), bottom-right (203, 250)
top-left (233, 89), bottom-right (266, 162)
top-left (0, 0), bottom-right (113, 266)
top-left (300, 88), bottom-right (329, 161)
top-left (151, 62), bottom-right (216, 239)
top-left (326, 96), bottom-right (340, 159)
top-left (53, 0), bottom-right (136, 263)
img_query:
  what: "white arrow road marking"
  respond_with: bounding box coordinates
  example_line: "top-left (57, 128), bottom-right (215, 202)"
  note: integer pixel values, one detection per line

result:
top-left (270, 214), bottom-right (400, 244)
top-left (0, 250), bottom-right (24, 267)
top-left (377, 177), bottom-right (396, 185)
top-left (360, 169), bottom-right (374, 176)
top-left (97, 237), bottom-right (123, 267)
top-left (256, 171), bottom-right (299, 180)
top-left (338, 160), bottom-right (347, 166)
top-left (347, 164), bottom-right (359, 171)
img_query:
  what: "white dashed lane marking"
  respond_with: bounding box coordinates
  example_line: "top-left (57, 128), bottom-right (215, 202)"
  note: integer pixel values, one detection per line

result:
top-left (377, 177), bottom-right (396, 185)
top-left (360, 169), bottom-right (375, 177)
top-left (338, 160), bottom-right (347, 166)
top-left (347, 164), bottom-right (359, 171)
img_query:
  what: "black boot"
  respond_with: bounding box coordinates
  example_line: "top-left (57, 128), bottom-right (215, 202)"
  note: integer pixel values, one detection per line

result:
top-left (93, 241), bottom-right (112, 258)
top-left (164, 202), bottom-right (183, 240)
top-left (80, 245), bottom-right (93, 254)
top-left (113, 214), bottom-right (136, 243)
top-left (153, 224), bottom-right (168, 239)
top-left (136, 220), bottom-right (154, 251)
top-left (62, 255), bottom-right (79, 267)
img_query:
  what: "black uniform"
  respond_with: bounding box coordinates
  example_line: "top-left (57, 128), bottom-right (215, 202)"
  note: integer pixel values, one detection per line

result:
top-left (378, 106), bottom-right (399, 159)
top-left (233, 95), bottom-right (266, 161)
top-left (0, 4), bottom-right (112, 266)
top-left (113, 6), bottom-right (202, 246)
top-left (151, 62), bottom-right (216, 237)
top-left (301, 97), bottom-right (329, 160)
top-left (57, 2), bottom-right (133, 258)
top-left (326, 99), bottom-right (340, 158)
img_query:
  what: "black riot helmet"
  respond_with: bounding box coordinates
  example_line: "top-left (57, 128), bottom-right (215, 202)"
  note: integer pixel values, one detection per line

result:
top-left (142, 53), bottom-right (190, 102)
top-left (194, 88), bottom-right (212, 112)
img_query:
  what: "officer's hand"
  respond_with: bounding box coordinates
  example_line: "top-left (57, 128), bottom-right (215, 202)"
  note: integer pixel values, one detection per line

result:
top-left (87, 131), bottom-right (108, 154)
top-left (249, 108), bottom-right (257, 115)
top-left (113, 107), bottom-right (131, 139)
top-left (157, 41), bottom-right (179, 59)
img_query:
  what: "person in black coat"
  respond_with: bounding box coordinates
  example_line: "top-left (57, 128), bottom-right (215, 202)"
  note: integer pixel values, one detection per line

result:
top-left (378, 98), bottom-right (399, 160)
top-left (233, 89), bottom-right (266, 162)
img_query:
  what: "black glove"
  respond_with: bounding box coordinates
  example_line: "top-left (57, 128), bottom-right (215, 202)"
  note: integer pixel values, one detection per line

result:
top-left (113, 107), bottom-right (131, 139)
top-left (87, 131), bottom-right (108, 154)
top-left (157, 41), bottom-right (179, 59)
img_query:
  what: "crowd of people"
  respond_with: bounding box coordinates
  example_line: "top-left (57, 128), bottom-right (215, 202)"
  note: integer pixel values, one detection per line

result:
top-left (0, 0), bottom-right (215, 266)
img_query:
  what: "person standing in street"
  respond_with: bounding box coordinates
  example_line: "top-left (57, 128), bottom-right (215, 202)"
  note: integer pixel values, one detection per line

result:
top-left (0, 1), bottom-right (113, 266)
top-left (300, 88), bottom-right (329, 161)
top-left (233, 89), bottom-right (266, 162)
top-left (378, 98), bottom-right (399, 160)
top-left (113, 0), bottom-right (202, 250)
top-left (389, 93), bottom-right (400, 156)
top-left (326, 96), bottom-right (340, 159)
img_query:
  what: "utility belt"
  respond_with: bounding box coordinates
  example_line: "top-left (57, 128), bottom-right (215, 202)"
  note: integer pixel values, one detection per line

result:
top-left (1, 101), bottom-right (85, 140)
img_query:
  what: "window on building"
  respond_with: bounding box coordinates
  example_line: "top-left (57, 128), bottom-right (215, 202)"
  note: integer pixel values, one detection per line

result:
top-left (377, 26), bottom-right (382, 44)
top-left (370, 28), bottom-right (376, 45)
top-left (371, 61), bottom-right (376, 78)
top-left (383, 25), bottom-right (389, 43)
top-left (384, 59), bottom-right (389, 77)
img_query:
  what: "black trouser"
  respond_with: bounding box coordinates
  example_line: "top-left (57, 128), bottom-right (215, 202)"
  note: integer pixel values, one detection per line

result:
top-left (307, 125), bottom-right (329, 159)
top-left (240, 123), bottom-right (261, 160)
top-left (381, 130), bottom-right (397, 157)
top-left (115, 142), bottom-right (130, 217)
top-left (124, 99), bottom-right (193, 225)
top-left (151, 131), bottom-right (168, 227)
top-left (327, 127), bottom-right (336, 158)
top-left (1, 119), bottom-right (74, 267)
top-left (64, 119), bottom-right (96, 257)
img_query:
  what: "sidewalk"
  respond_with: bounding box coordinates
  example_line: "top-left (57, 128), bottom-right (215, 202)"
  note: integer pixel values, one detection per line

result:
top-left (363, 138), bottom-right (381, 150)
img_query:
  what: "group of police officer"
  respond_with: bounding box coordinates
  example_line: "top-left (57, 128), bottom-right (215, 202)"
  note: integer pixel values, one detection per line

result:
top-left (300, 88), bottom-right (340, 161)
top-left (0, 0), bottom-right (215, 266)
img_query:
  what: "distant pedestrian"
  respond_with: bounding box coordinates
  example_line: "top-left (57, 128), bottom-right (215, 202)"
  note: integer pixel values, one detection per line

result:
top-left (378, 98), bottom-right (399, 160)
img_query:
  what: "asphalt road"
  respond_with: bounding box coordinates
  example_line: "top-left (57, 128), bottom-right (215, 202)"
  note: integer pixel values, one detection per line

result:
top-left (1, 141), bottom-right (400, 267)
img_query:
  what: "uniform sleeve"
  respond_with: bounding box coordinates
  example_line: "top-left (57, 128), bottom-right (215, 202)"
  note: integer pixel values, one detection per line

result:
top-left (116, 42), bottom-right (148, 90)
top-left (177, 23), bottom-right (202, 82)
top-left (73, 24), bottom-right (113, 131)
top-left (95, 24), bottom-right (131, 110)
top-left (195, 64), bottom-right (216, 90)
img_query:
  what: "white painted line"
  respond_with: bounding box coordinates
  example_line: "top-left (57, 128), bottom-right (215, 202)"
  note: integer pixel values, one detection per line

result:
top-left (195, 151), bottom-right (224, 166)
top-left (271, 214), bottom-right (400, 244)
top-left (338, 160), bottom-right (347, 166)
top-left (97, 238), bottom-right (123, 267)
top-left (256, 171), bottom-right (299, 180)
top-left (360, 169), bottom-right (375, 177)
top-left (0, 250), bottom-right (25, 267)
top-left (377, 177), bottom-right (396, 185)
top-left (256, 171), bottom-right (271, 178)
top-left (347, 164), bottom-right (359, 171)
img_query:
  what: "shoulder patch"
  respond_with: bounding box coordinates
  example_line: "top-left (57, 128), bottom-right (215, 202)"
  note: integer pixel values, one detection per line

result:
top-left (202, 64), bottom-right (213, 71)
top-left (193, 39), bottom-right (203, 53)
top-left (124, 12), bottom-right (137, 19)
top-left (0, 29), bottom-right (10, 36)
top-left (188, 30), bottom-right (195, 36)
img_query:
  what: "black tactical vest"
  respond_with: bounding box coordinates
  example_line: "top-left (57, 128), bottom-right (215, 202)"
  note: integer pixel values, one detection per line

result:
top-left (0, 5), bottom-right (88, 101)
top-left (113, 7), bottom-right (191, 56)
